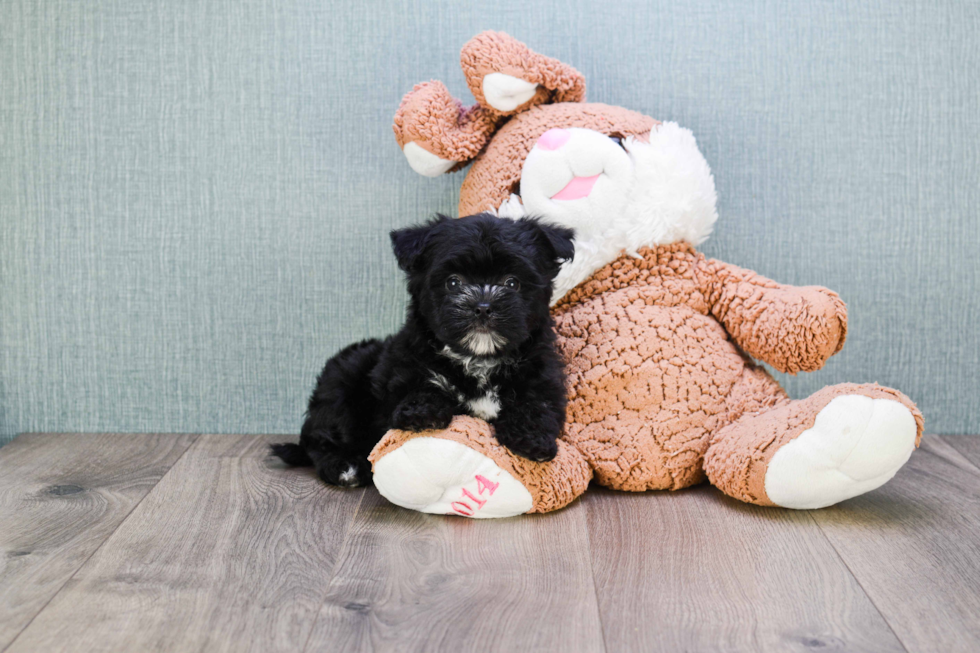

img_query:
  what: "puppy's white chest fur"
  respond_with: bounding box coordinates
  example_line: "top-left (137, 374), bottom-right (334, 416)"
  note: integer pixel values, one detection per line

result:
top-left (466, 390), bottom-right (501, 420)
top-left (460, 330), bottom-right (506, 356)
top-left (439, 346), bottom-right (501, 388)
top-left (434, 346), bottom-right (505, 420)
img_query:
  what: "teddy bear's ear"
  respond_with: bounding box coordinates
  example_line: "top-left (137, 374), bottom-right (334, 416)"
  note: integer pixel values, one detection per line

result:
top-left (460, 31), bottom-right (586, 116)
top-left (393, 81), bottom-right (502, 177)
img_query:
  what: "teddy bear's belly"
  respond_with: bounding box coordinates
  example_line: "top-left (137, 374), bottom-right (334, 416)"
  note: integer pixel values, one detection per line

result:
top-left (556, 299), bottom-right (747, 491)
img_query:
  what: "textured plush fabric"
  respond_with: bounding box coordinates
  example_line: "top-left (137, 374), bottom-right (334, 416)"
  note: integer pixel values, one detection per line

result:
top-left (1, 0), bottom-right (978, 446)
top-left (460, 30), bottom-right (587, 115)
top-left (552, 245), bottom-right (923, 495)
top-left (553, 245), bottom-right (787, 491)
top-left (393, 81), bottom-right (501, 166)
top-left (392, 32), bottom-right (589, 171)
top-left (697, 259), bottom-right (848, 374)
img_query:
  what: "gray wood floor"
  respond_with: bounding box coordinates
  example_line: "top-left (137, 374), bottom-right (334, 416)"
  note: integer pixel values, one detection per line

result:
top-left (1, 433), bottom-right (978, 653)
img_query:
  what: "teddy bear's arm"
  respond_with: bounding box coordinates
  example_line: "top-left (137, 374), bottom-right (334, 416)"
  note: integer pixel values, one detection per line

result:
top-left (701, 259), bottom-right (848, 374)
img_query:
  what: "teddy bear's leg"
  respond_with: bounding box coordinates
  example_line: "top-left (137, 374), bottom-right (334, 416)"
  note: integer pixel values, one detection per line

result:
top-left (564, 413), bottom-right (709, 492)
top-left (368, 416), bottom-right (592, 518)
top-left (704, 382), bottom-right (923, 509)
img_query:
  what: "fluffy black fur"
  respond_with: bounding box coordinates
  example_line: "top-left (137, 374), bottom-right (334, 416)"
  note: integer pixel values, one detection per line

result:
top-left (270, 213), bottom-right (574, 488)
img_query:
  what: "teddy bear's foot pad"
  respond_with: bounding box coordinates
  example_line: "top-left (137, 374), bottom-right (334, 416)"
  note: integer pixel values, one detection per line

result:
top-left (373, 436), bottom-right (533, 518)
top-left (482, 73), bottom-right (538, 112)
top-left (764, 395), bottom-right (917, 509)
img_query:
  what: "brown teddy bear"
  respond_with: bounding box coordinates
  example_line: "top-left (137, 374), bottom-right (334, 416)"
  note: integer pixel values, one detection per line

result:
top-left (369, 31), bottom-right (923, 518)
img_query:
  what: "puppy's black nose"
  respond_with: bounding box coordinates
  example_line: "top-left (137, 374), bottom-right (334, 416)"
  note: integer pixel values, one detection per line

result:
top-left (474, 302), bottom-right (492, 316)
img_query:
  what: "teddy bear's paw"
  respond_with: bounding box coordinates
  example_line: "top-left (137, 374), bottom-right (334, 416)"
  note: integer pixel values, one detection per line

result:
top-left (373, 436), bottom-right (533, 518)
top-left (764, 395), bottom-right (917, 509)
top-left (481, 73), bottom-right (538, 112)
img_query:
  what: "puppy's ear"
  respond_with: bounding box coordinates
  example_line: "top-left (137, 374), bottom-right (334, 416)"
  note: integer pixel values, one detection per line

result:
top-left (390, 215), bottom-right (450, 272)
top-left (537, 222), bottom-right (576, 264)
top-left (518, 217), bottom-right (575, 278)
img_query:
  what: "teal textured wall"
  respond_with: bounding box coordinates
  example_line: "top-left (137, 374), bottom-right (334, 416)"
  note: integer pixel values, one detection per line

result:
top-left (2, 0), bottom-right (978, 444)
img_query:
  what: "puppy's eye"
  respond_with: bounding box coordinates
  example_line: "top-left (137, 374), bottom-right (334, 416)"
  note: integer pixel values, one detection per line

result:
top-left (608, 135), bottom-right (626, 150)
top-left (446, 275), bottom-right (462, 291)
top-left (504, 277), bottom-right (520, 291)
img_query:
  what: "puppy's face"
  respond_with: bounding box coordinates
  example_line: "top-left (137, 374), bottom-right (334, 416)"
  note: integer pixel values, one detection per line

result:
top-left (391, 214), bottom-right (574, 357)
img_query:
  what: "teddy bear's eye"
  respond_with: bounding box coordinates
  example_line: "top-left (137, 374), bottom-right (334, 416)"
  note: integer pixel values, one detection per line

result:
top-left (608, 135), bottom-right (626, 150)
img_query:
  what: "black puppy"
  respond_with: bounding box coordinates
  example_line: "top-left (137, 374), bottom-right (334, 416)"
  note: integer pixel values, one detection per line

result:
top-left (271, 213), bottom-right (575, 487)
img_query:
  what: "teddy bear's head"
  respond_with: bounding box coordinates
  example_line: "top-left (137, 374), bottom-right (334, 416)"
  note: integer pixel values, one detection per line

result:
top-left (394, 31), bottom-right (719, 300)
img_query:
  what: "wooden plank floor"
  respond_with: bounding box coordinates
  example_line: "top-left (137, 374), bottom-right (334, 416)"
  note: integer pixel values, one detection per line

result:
top-left (1, 434), bottom-right (979, 653)
top-left (0, 433), bottom-right (196, 650)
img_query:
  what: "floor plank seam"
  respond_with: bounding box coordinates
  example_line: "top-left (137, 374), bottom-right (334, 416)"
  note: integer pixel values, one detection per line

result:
top-left (0, 434), bottom-right (201, 653)
top-left (581, 498), bottom-right (611, 653)
top-left (807, 512), bottom-right (911, 653)
top-left (299, 488), bottom-right (367, 653)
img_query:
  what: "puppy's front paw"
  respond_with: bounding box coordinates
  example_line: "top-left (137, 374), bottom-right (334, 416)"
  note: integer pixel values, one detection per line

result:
top-left (391, 396), bottom-right (455, 432)
top-left (493, 425), bottom-right (558, 462)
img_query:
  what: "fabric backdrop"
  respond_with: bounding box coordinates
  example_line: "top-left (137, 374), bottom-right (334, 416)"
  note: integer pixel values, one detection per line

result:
top-left (2, 0), bottom-right (978, 446)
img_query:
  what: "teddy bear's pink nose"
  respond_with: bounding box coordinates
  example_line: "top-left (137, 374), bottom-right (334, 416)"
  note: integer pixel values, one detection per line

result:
top-left (536, 128), bottom-right (570, 151)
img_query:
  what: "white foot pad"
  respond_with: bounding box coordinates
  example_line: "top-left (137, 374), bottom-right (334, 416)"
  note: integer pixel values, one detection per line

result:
top-left (765, 395), bottom-right (917, 509)
top-left (481, 73), bottom-right (538, 112)
top-left (402, 142), bottom-right (455, 177)
top-left (373, 437), bottom-right (533, 518)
